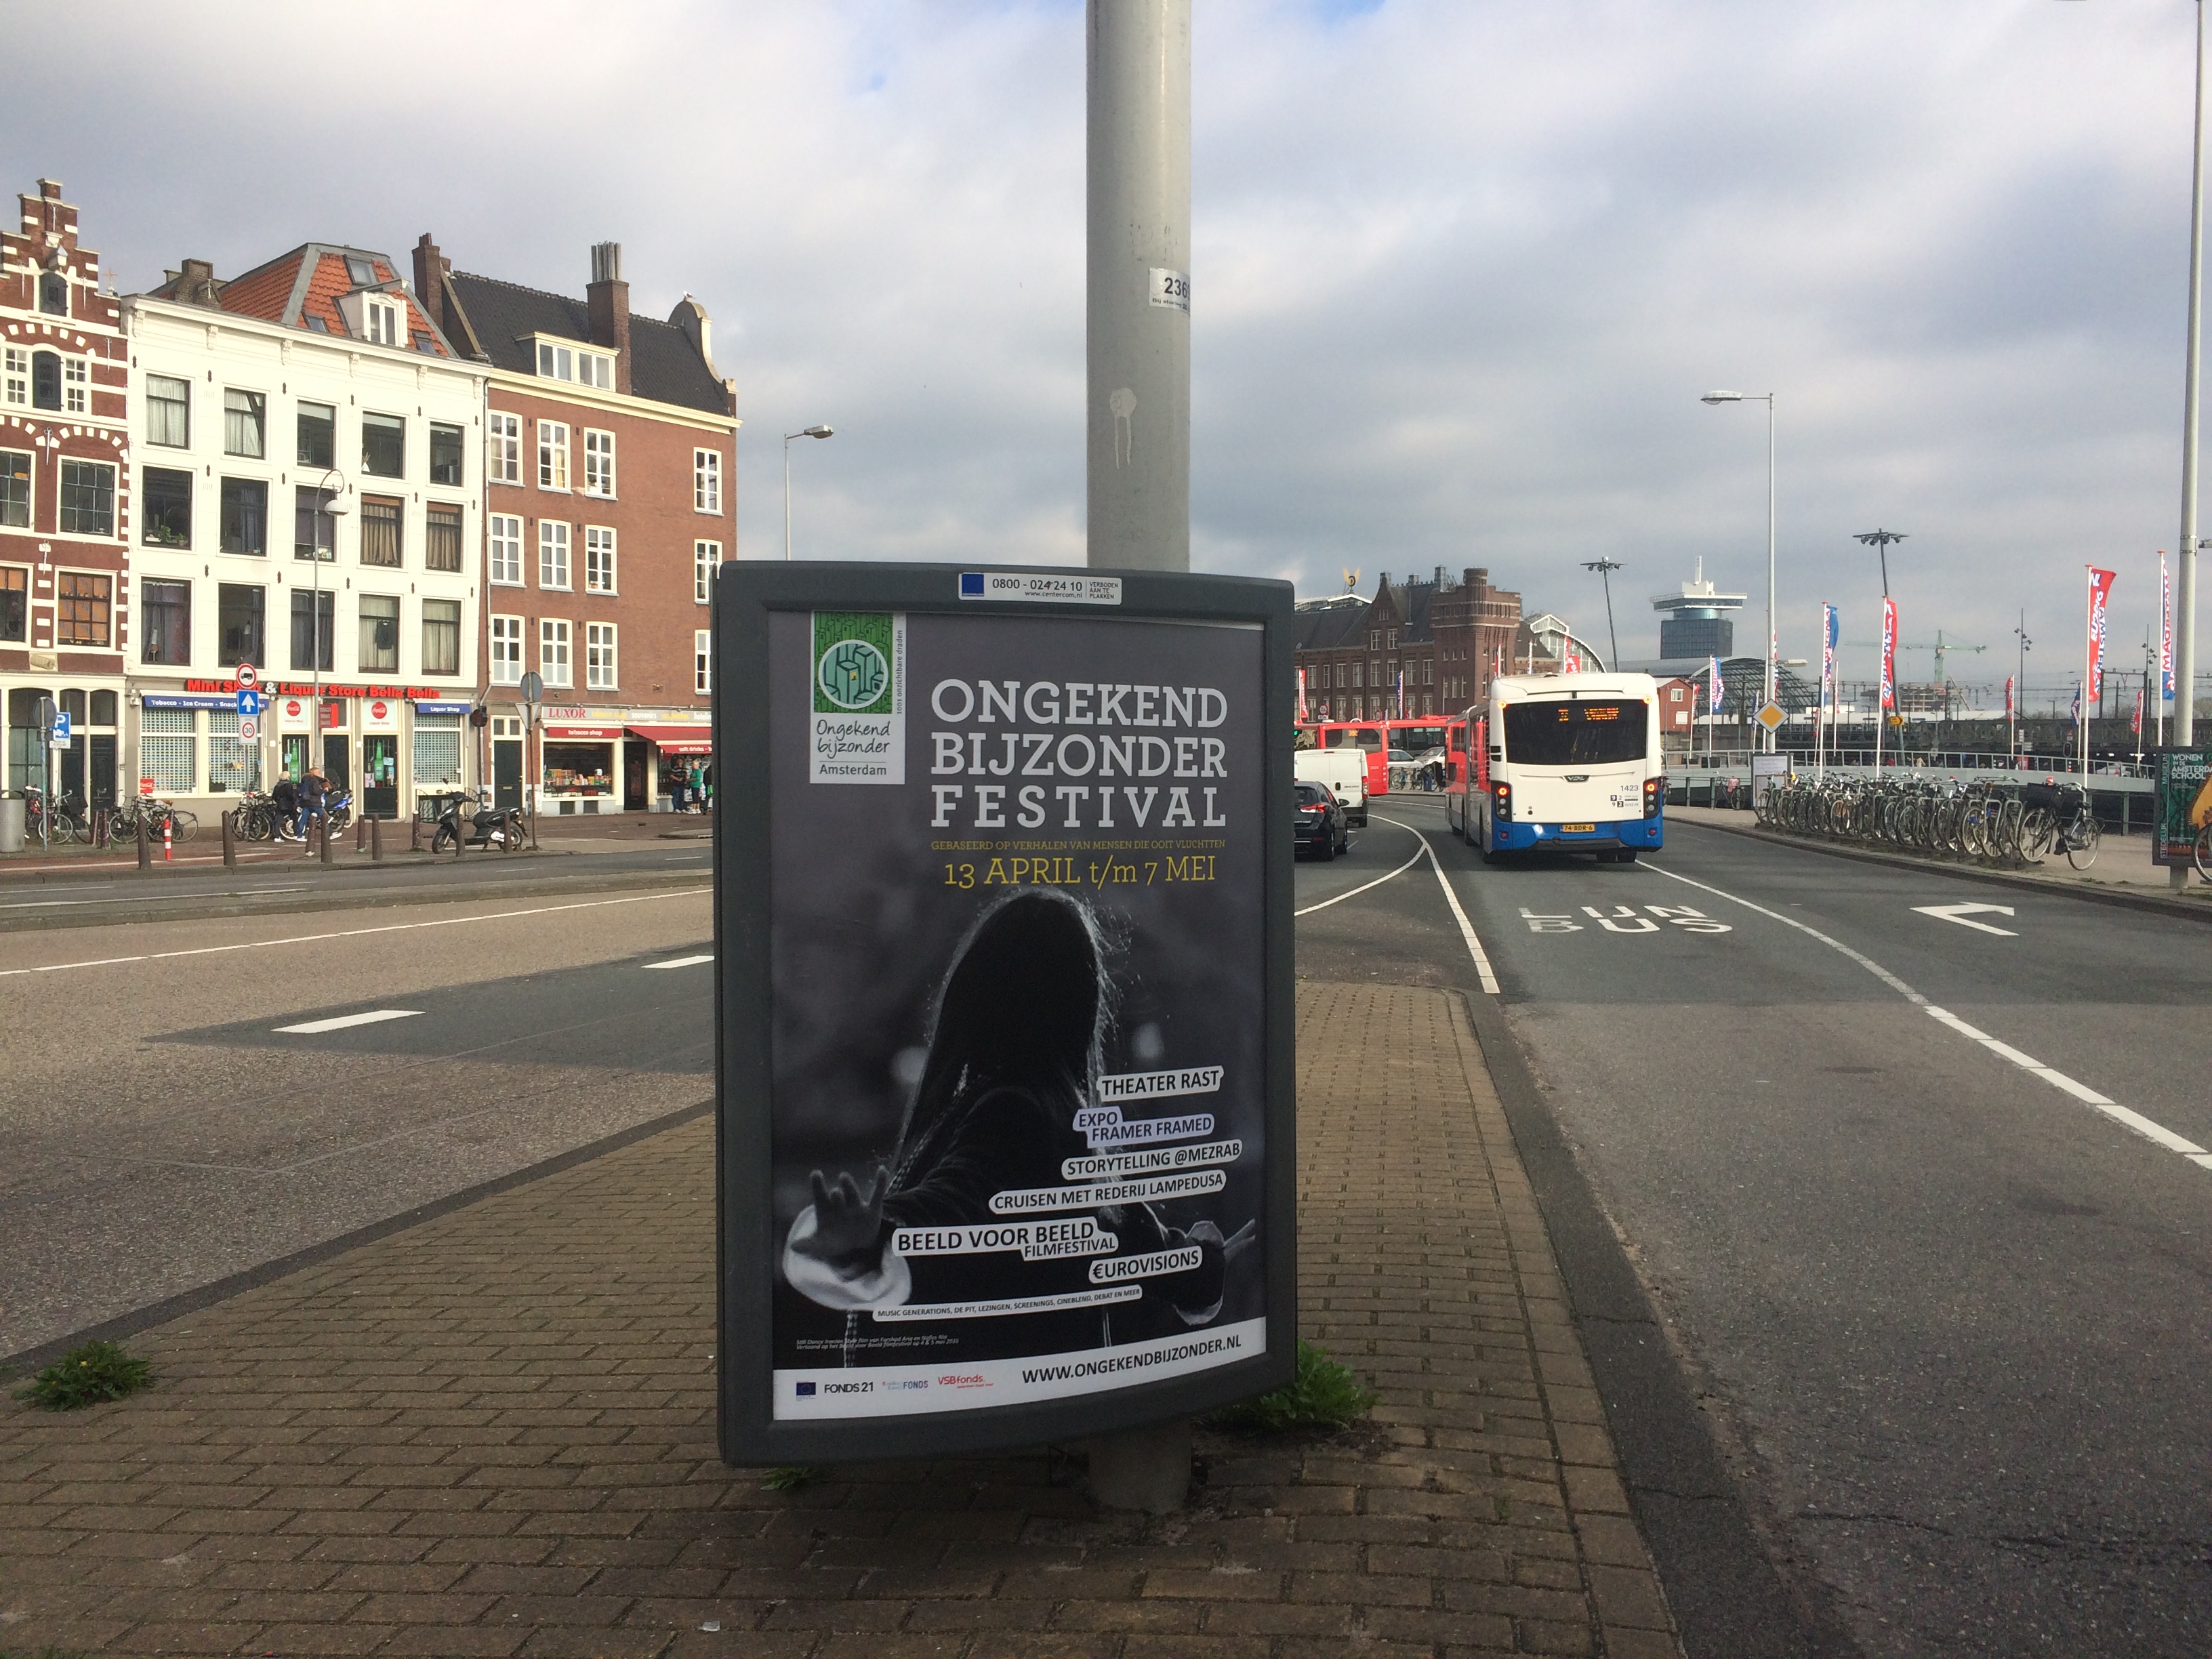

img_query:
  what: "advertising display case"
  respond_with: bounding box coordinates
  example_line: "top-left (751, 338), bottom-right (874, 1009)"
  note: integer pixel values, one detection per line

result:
top-left (714, 562), bottom-right (1296, 1465)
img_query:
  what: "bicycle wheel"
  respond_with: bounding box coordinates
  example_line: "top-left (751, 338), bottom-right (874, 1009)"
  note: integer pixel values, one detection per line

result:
top-left (2065, 815), bottom-right (2101, 871)
top-left (2020, 807), bottom-right (2054, 863)
top-left (2196, 825), bottom-right (2212, 882)
top-left (170, 807), bottom-right (199, 842)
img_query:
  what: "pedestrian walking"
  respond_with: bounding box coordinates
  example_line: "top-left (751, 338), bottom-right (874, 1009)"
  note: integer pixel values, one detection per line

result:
top-left (298, 766), bottom-right (327, 852)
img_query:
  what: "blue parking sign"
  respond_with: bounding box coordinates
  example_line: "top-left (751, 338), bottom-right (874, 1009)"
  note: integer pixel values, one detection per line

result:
top-left (49, 710), bottom-right (70, 746)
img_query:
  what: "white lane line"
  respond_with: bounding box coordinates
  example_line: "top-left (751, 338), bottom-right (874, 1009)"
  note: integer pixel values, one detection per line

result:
top-left (0, 886), bottom-right (709, 979)
top-left (1374, 814), bottom-right (1500, 996)
top-left (645, 953), bottom-right (714, 970)
top-left (1292, 838), bottom-right (1428, 917)
top-left (1642, 861), bottom-right (2211, 1170)
top-left (275, 1009), bottom-right (424, 1035)
top-left (0, 885), bottom-right (312, 912)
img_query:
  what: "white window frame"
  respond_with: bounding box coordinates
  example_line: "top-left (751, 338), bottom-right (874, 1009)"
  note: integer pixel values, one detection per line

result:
top-left (63, 356), bottom-right (88, 415)
top-left (488, 412), bottom-right (521, 485)
top-left (584, 526), bottom-right (617, 594)
top-left (533, 339), bottom-right (615, 389)
top-left (537, 420), bottom-right (569, 491)
top-left (3, 348), bottom-right (27, 408)
top-left (695, 629), bottom-right (712, 695)
top-left (693, 448), bottom-right (721, 514)
top-left (489, 614), bottom-right (524, 685)
top-left (694, 539), bottom-right (720, 605)
top-left (365, 298), bottom-right (401, 347)
top-left (579, 350), bottom-right (613, 390)
top-left (585, 621), bottom-right (617, 691)
top-left (536, 340), bottom-right (573, 381)
top-left (582, 428), bottom-right (615, 497)
top-left (539, 618), bottom-right (572, 688)
top-left (488, 513), bottom-right (523, 586)
top-left (537, 520), bottom-right (571, 590)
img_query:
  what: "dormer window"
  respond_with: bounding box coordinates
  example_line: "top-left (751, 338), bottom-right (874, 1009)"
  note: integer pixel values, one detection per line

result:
top-left (365, 298), bottom-right (400, 347)
top-left (39, 272), bottom-right (67, 316)
top-left (535, 340), bottom-right (614, 389)
top-left (345, 256), bottom-right (377, 285)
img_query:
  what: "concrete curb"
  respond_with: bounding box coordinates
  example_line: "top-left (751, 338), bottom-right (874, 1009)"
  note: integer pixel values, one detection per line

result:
top-left (0, 1097), bottom-right (714, 1374)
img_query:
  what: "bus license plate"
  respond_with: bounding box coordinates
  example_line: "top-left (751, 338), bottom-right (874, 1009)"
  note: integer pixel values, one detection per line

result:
top-left (1561, 823), bottom-right (1596, 833)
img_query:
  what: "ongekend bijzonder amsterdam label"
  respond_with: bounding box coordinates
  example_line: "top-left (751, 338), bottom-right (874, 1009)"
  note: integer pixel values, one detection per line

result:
top-left (811, 611), bottom-right (905, 783)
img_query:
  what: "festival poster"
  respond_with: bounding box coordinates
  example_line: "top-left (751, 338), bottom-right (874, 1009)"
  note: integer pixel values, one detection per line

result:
top-left (766, 609), bottom-right (1267, 1419)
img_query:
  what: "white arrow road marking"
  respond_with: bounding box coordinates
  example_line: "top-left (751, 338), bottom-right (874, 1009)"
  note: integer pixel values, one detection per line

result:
top-left (645, 954), bottom-right (714, 970)
top-left (275, 1009), bottom-right (424, 1034)
top-left (1642, 861), bottom-right (2212, 1176)
top-left (1913, 902), bottom-right (2019, 937)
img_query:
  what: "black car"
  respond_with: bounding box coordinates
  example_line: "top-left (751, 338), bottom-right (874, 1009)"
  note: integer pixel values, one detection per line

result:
top-left (1294, 781), bottom-right (1350, 861)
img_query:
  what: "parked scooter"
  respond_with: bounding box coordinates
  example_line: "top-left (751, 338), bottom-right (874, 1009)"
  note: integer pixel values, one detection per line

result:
top-left (432, 796), bottom-right (527, 853)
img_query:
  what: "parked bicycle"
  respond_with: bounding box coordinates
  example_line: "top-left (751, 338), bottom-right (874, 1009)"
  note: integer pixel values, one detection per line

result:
top-left (2020, 781), bottom-right (2099, 872)
top-left (23, 785), bottom-right (89, 843)
top-left (1757, 772), bottom-right (2100, 869)
top-left (230, 787), bottom-right (281, 842)
top-left (110, 794), bottom-right (199, 844)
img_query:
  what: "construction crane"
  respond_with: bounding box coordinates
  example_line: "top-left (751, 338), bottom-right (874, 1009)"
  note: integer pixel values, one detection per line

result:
top-left (1841, 629), bottom-right (1988, 682)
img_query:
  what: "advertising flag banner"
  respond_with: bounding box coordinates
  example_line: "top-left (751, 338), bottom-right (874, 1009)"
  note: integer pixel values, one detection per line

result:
top-left (714, 564), bottom-right (1295, 1465)
top-left (1880, 597), bottom-right (1898, 710)
top-left (2133, 685), bottom-right (2144, 735)
top-left (2006, 674), bottom-right (2015, 719)
top-left (2162, 552), bottom-right (2175, 701)
top-left (2087, 567), bottom-right (2117, 701)
top-left (1822, 604), bottom-right (1838, 696)
top-left (1296, 667), bottom-right (1308, 724)
top-left (2071, 682), bottom-right (2082, 726)
top-left (1707, 655), bottom-right (1724, 711)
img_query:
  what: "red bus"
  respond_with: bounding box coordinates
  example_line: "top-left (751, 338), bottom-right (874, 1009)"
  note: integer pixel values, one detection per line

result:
top-left (1297, 716), bottom-right (1454, 798)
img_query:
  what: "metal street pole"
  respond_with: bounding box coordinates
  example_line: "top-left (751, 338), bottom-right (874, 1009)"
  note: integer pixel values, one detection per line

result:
top-left (1088, 0), bottom-right (1191, 573)
top-left (1698, 390), bottom-right (1776, 748)
top-left (1581, 558), bottom-right (1622, 671)
top-left (313, 469), bottom-right (348, 788)
top-left (2177, 0), bottom-right (2207, 773)
top-left (782, 426), bottom-right (834, 560)
top-left (2015, 612), bottom-right (2030, 762)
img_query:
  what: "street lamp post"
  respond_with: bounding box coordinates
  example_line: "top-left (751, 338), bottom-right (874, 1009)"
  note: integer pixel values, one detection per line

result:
top-left (783, 426), bottom-right (834, 561)
top-left (2015, 611), bottom-right (2032, 761)
top-left (1581, 558), bottom-right (1623, 672)
top-left (1855, 529), bottom-right (1907, 771)
top-left (1700, 390), bottom-right (1777, 750)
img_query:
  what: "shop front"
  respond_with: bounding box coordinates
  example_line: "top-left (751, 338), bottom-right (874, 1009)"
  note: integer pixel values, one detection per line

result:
top-left (628, 722), bottom-right (714, 813)
top-left (176, 678), bottom-right (474, 818)
top-left (540, 720), bottom-right (623, 813)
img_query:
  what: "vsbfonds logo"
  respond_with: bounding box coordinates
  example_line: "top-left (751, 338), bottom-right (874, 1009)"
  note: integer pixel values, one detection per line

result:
top-left (808, 611), bottom-right (905, 785)
top-left (813, 613), bottom-right (896, 715)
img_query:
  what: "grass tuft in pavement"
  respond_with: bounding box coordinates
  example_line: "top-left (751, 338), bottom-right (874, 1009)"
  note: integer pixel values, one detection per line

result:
top-left (1207, 1340), bottom-right (1378, 1433)
top-left (15, 1340), bottom-right (152, 1411)
top-left (760, 1465), bottom-right (820, 1491)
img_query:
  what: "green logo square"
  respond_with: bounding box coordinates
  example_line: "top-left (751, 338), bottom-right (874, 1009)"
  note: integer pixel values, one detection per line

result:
top-left (813, 613), bottom-right (897, 714)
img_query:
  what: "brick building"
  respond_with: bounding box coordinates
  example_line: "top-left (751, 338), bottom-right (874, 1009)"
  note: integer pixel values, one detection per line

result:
top-left (124, 243), bottom-right (486, 819)
top-left (1294, 567), bottom-right (1523, 723)
top-left (414, 237), bottom-right (737, 813)
top-left (1, 179), bottom-right (131, 806)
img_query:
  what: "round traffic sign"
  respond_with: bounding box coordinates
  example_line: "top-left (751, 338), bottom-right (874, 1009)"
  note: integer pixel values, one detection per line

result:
top-left (239, 716), bottom-right (259, 742)
top-left (235, 662), bottom-right (258, 689)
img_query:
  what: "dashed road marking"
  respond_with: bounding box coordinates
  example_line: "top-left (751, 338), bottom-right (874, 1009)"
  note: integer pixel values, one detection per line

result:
top-left (645, 954), bottom-right (714, 970)
top-left (275, 1009), bottom-right (424, 1035)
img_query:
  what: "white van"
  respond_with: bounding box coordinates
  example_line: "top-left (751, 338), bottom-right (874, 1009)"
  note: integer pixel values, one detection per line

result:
top-left (1296, 747), bottom-right (1369, 827)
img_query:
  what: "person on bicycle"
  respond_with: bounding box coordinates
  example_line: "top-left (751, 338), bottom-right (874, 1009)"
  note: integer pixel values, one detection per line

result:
top-left (272, 774), bottom-right (301, 840)
top-left (298, 766), bottom-right (327, 850)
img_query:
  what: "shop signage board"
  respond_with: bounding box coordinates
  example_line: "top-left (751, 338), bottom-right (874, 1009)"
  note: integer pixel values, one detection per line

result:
top-left (2150, 746), bottom-right (2212, 867)
top-left (714, 562), bottom-right (1296, 1465)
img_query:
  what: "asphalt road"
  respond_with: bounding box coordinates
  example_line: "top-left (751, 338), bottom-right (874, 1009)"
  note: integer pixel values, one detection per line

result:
top-left (0, 882), bottom-right (714, 1361)
top-left (1295, 796), bottom-right (2212, 1659)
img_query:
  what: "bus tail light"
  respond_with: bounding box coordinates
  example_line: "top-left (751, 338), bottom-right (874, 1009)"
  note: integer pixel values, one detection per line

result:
top-left (1492, 781), bottom-right (1512, 822)
top-left (1643, 777), bottom-right (1662, 819)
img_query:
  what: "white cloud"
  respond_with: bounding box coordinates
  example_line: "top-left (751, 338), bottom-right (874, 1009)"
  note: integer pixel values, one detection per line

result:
top-left (4, 0), bottom-right (2200, 699)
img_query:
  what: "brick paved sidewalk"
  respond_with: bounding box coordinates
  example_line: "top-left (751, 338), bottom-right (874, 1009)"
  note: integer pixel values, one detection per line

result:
top-left (0, 982), bottom-right (1679, 1658)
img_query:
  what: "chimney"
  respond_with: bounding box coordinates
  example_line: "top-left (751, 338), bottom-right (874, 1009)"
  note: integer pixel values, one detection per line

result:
top-left (413, 234), bottom-right (448, 335)
top-left (37, 178), bottom-right (62, 201)
top-left (1433, 565), bottom-right (1445, 590)
top-left (177, 258), bottom-right (221, 309)
top-left (1467, 567), bottom-right (1486, 590)
top-left (586, 242), bottom-right (631, 395)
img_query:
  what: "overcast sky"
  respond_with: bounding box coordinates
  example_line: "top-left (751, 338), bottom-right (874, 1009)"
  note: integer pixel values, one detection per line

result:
top-left (9, 0), bottom-right (2205, 701)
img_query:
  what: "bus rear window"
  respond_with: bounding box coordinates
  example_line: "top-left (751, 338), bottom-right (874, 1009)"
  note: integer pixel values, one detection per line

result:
top-left (1502, 701), bottom-right (1648, 766)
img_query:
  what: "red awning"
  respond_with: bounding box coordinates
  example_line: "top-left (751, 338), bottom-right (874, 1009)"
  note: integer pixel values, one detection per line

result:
top-left (627, 723), bottom-right (714, 755)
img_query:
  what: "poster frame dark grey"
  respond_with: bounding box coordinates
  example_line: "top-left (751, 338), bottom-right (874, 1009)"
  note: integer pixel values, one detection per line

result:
top-left (714, 560), bottom-right (1298, 1466)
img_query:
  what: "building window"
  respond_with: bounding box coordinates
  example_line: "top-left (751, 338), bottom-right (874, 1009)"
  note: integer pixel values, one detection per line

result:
top-left (142, 468), bottom-right (192, 548)
top-left (346, 256), bottom-right (377, 285)
top-left (424, 503), bottom-right (464, 573)
top-left (0, 567), bottom-right (24, 641)
top-left (220, 478), bottom-right (268, 556)
top-left (585, 526), bottom-right (616, 594)
top-left (141, 708), bottom-right (196, 794)
top-left (1422, 659), bottom-right (1433, 685)
top-left (536, 342), bottom-right (614, 388)
top-left (489, 514), bottom-right (523, 585)
top-left (586, 621), bottom-right (617, 691)
top-left (361, 411), bottom-right (405, 478)
top-left (59, 460), bottom-right (114, 536)
top-left (359, 594), bottom-right (400, 671)
top-left (695, 539), bottom-right (720, 604)
top-left (4, 348), bottom-right (27, 407)
top-left (538, 520), bottom-right (571, 590)
top-left (219, 583), bottom-right (264, 667)
top-left (57, 571), bottom-right (111, 646)
top-left (289, 590), bottom-right (333, 671)
top-left (223, 389), bottom-right (265, 457)
top-left (359, 496), bottom-right (403, 567)
top-left (583, 429), bottom-right (615, 496)
top-left (695, 629), bottom-right (712, 695)
top-left (296, 400), bottom-right (335, 468)
top-left (490, 615), bottom-right (523, 685)
top-left (141, 579), bottom-right (192, 666)
top-left (488, 413), bottom-right (520, 484)
top-left (32, 350), bottom-right (61, 411)
top-left (539, 619), bottom-right (572, 688)
top-left (423, 600), bottom-right (463, 676)
top-left (0, 451), bottom-right (24, 529)
top-left (64, 357), bottom-right (87, 414)
top-left (693, 448), bottom-right (721, 513)
top-left (1350, 662), bottom-right (1363, 689)
top-left (294, 486), bottom-right (337, 560)
top-left (39, 271), bottom-right (67, 316)
top-left (365, 298), bottom-right (400, 347)
top-left (415, 712), bottom-right (462, 785)
top-left (429, 422), bottom-right (464, 487)
top-left (537, 421), bottom-right (569, 490)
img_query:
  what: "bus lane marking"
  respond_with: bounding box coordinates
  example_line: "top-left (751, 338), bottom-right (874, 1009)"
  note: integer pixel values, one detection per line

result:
top-left (1640, 861), bottom-right (2212, 1176)
top-left (1519, 905), bottom-right (1730, 935)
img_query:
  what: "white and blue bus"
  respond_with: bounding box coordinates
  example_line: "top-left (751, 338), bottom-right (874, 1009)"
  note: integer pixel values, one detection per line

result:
top-left (1444, 673), bottom-right (1664, 863)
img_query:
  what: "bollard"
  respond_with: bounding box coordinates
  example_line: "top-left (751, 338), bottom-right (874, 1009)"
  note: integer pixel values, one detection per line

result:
top-left (91, 807), bottom-right (106, 850)
top-left (321, 818), bottom-right (334, 864)
top-left (356, 815), bottom-right (367, 852)
top-left (136, 813), bottom-right (150, 869)
top-left (410, 814), bottom-right (421, 853)
top-left (222, 808), bottom-right (237, 867)
top-left (370, 814), bottom-right (382, 862)
top-left (163, 816), bottom-right (173, 863)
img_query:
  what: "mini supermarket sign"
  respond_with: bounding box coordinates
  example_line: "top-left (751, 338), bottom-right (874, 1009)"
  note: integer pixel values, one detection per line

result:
top-left (712, 562), bottom-right (1297, 1465)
